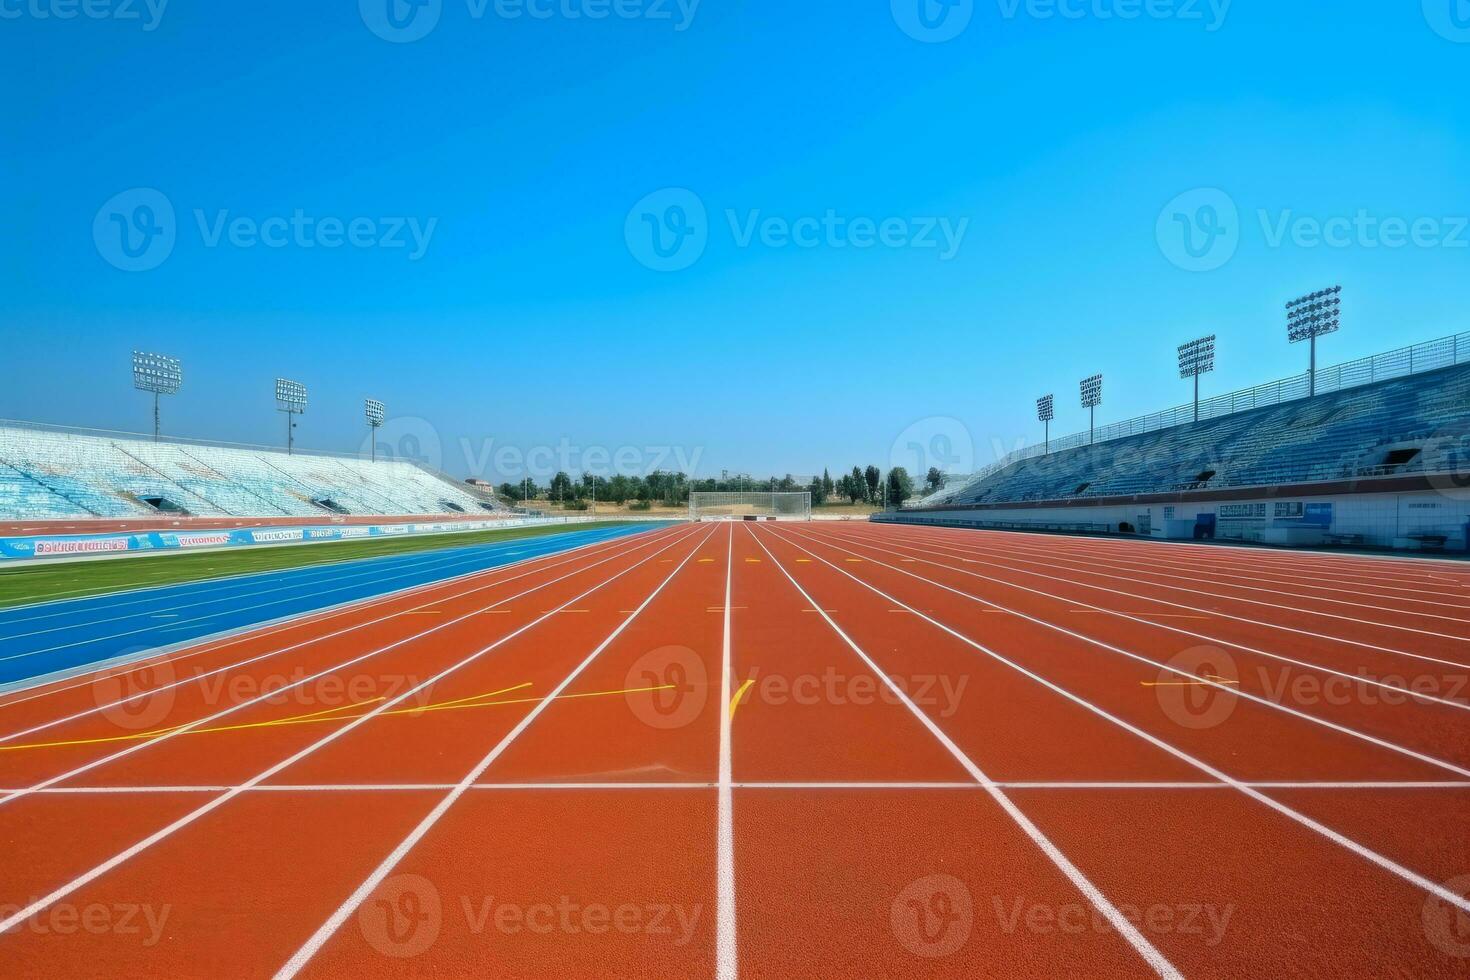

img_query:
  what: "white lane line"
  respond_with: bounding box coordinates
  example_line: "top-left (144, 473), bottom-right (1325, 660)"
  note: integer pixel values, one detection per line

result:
top-left (842, 525), bottom-right (1470, 671)
top-left (274, 524), bottom-right (717, 979)
top-left (0, 525), bottom-right (697, 807)
top-left (799, 526), bottom-right (1470, 718)
top-left (0, 531), bottom-right (535, 636)
top-left (0, 528), bottom-right (652, 664)
top-left (747, 525), bottom-right (1183, 980)
top-left (1009, 536), bottom-right (1470, 606)
top-left (0, 526), bottom-right (701, 939)
top-left (5, 780), bottom-right (1469, 795)
top-left (0, 526), bottom-right (681, 744)
top-left (0, 524), bottom-right (645, 707)
top-left (777, 528), bottom-right (1470, 919)
top-left (896, 520), bottom-right (1470, 576)
top-left (717, 521), bottom-right (738, 980)
top-left (918, 531), bottom-right (1470, 624)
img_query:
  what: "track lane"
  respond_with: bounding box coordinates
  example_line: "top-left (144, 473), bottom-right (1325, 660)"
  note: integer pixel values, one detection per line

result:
top-left (763, 523), bottom-right (1470, 973)
top-left (810, 523), bottom-right (1470, 772)
top-left (0, 527), bottom-right (701, 934)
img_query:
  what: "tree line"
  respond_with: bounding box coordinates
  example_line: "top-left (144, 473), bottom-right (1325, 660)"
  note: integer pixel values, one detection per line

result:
top-left (497, 464), bottom-right (945, 509)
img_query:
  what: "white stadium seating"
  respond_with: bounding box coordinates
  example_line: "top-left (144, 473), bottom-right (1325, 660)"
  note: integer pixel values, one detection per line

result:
top-left (0, 426), bottom-right (503, 521)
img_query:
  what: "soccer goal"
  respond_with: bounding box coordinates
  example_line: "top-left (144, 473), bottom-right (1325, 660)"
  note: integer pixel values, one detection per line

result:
top-left (689, 491), bottom-right (812, 522)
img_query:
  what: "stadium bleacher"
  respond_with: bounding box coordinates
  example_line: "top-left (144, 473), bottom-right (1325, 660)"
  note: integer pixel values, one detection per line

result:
top-left (931, 361), bottom-right (1470, 507)
top-left (0, 424), bottom-right (503, 521)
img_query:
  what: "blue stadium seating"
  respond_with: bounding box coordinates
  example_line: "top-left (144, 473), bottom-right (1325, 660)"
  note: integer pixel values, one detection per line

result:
top-left (935, 362), bottom-right (1470, 506)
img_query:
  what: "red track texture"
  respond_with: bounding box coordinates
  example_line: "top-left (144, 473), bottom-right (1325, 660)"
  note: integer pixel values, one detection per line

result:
top-left (1, 520), bottom-right (1467, 977)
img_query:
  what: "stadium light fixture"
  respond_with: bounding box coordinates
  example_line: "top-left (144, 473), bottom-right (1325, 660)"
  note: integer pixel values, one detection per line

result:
top-left (365, 398), bottom-right (386, 463)
top-left (132, 351), bottom-right (182, 442)
top-left (275, 377), bottom-right (308, 455)
top-left (1177, 334), bottom-right (1217, 422)
top-left (1079, 374), bottom-right (1103, 445)
top-left (1036, 394), bottom-right (1055, 455)
top-left (1286, 285), bottom-right (1342, 397)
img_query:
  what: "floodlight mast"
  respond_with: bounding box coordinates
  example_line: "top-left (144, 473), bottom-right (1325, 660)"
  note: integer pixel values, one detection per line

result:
top-left (1079, 374), bottom-right (1103, 445)
top-left (131, 351), bottom-right (182, 442)
top-left (1036, 394), bottom-right (1055, 455)
top-left (275, 378), bottom-right (308, 455)
top-left (365, 398), bottom-right (386, 463)
top-left (1177, 334), bottom-right (1217, 422)
top-left (1287, 285), bottom-right (1342, 397)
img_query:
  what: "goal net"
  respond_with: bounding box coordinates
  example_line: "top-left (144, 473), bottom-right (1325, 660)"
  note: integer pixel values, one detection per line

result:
top-left (689, 491), bottom-right (811, 521)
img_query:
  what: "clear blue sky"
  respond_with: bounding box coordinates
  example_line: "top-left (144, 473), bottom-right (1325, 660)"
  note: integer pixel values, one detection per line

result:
top-left (2, 2), bottom-right (1467, 481)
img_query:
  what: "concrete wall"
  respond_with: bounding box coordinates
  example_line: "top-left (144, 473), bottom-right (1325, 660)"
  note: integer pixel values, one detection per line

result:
top-left (879, 489), bottom-right (1470, 553)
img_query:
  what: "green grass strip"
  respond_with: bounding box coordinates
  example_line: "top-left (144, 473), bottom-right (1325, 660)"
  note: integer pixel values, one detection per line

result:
top-left (0, 521), bottom-right (650, 610)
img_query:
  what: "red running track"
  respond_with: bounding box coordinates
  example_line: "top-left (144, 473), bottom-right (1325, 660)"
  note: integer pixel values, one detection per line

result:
top-left (0, 520), bottom-right (1467, 977)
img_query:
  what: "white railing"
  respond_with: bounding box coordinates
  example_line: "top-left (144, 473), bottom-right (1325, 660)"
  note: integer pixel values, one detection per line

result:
top-left (914, 330), bottom-right (1470, 507)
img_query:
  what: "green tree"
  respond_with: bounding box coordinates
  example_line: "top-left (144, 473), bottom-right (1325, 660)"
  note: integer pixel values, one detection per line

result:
top-left (846, 467), bottom-right (865, 504)
top-left (925, 467), bottom-right (944, 493)
top-left (864, 465), bottom-right (881, 503)
top-left (887, 467), bottom-right (915, 509)
top-left (822, 468), bottom-right (834, 498)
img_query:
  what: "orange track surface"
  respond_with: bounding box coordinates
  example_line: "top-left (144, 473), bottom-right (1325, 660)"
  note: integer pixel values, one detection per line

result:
top-left (1, 520), bottom-right (1467, 977)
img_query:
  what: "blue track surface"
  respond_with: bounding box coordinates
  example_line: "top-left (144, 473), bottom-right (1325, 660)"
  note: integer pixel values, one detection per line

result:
top-left (0, 522), bottom-right (668, 690)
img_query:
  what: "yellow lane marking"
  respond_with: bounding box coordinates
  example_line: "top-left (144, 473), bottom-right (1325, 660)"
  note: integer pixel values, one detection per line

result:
top-left (1139, 675), bottom-right (1239, 688)
top-left (844, 558), bottom-right (864, 563)
top-left (699, 558), bottom-right (716, 564)
top-left (744, 558), bottom-right (761, 563)
top-left (795, 559), bottom-right (812, 563)
top-left (729, 679), bottom-right (756, 721)
top-left (0, 681), bottom-right (670, 754)
top-left (1071, 610), bottom-right (1210, 619)
top-left (479, 609), bottom-right (512, 614)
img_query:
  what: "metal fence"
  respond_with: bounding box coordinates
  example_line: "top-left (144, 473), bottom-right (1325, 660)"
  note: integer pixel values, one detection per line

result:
top-left (917, 331), bottom-right (1470, 506)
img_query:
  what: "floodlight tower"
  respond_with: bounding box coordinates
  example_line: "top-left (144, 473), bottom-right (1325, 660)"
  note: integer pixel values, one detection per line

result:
top-left (1036, 394), bottom-right (1055, 455)
top-left (365, 398), bottom-right (386, 463)
top-left (275, 378), bottom-right (308, 455)
top-left (1080, 374), bottom-right (1103, 445)
top-left (132, 351), bottom-right (182, 442)
top-left (1177, 334), bottom-right (1217, 422)
top-left (1286, 285), bottom-right (1342, 397)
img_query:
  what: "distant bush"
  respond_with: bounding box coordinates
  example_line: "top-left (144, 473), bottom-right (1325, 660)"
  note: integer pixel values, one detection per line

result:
top-left (629, 500), bottom-right (653, 511)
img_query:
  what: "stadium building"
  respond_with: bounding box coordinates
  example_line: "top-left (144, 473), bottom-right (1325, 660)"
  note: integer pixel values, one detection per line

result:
top-left (885, 331), bottom-right (1470, 553)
